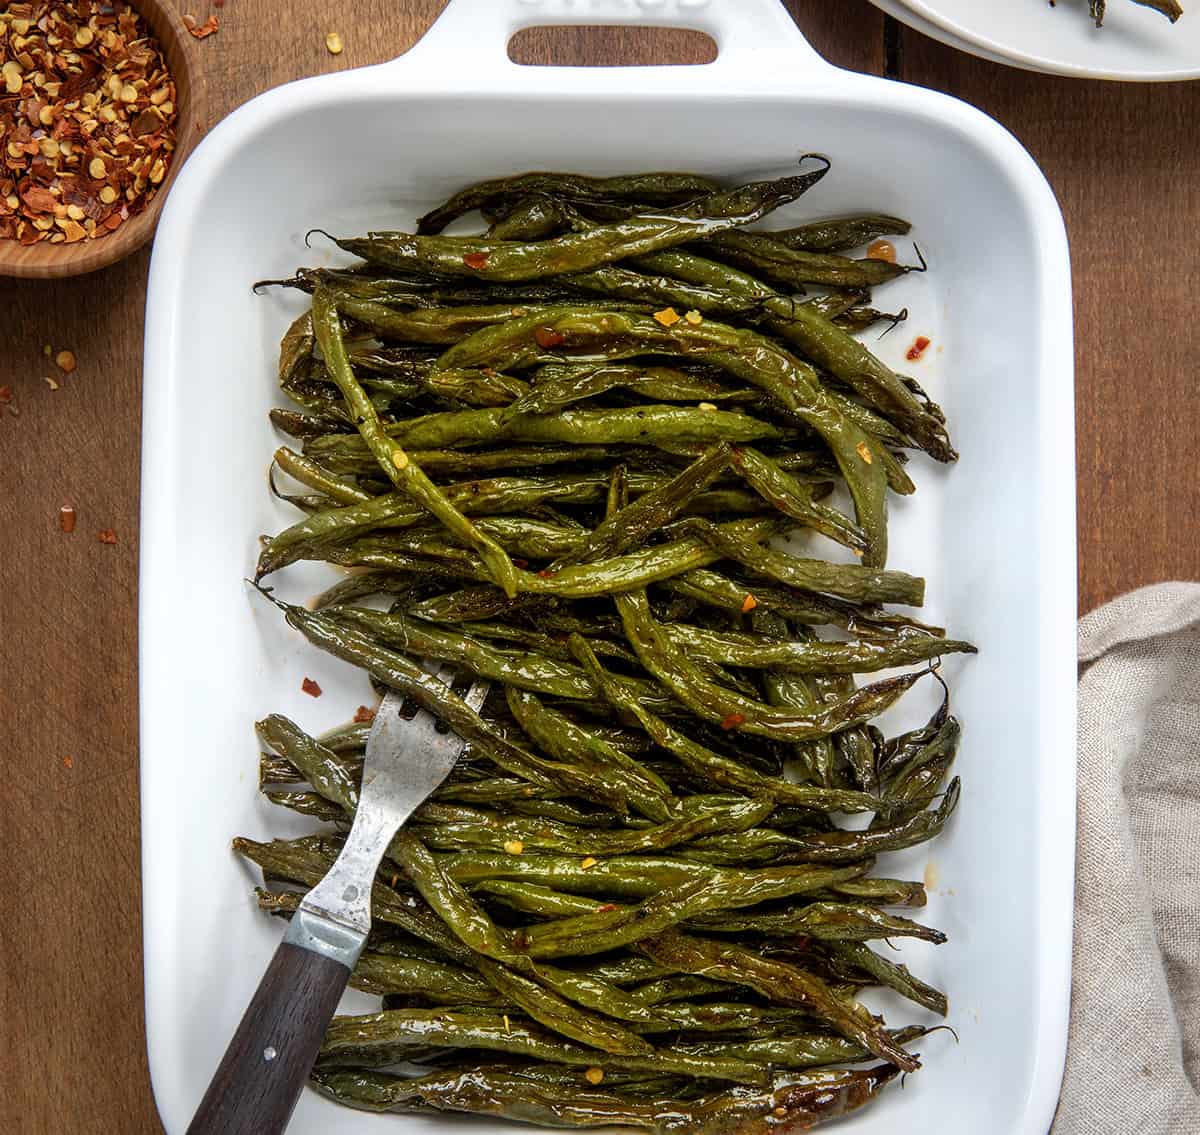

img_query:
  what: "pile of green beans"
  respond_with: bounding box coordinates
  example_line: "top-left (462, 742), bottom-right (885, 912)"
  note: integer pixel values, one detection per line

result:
top-left (241, 164), bottom-right (970, 1130)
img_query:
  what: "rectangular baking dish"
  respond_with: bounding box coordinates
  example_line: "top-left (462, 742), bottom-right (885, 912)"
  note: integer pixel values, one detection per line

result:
top-left (139, 2), bottom-right (1077, 1131)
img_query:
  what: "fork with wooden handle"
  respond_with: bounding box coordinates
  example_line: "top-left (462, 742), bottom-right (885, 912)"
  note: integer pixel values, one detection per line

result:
top-left (187, 667), bottom-right (489, 1135)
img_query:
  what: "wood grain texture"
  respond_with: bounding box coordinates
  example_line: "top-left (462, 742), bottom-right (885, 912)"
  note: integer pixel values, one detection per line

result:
top-left (0, 1), bottom-right (1188, 1132)
top-left (894, 23), bottom-right (1200, 612)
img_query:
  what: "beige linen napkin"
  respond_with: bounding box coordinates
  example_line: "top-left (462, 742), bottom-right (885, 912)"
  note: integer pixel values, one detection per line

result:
top-left (1052, 583), bottom-right (1200, 1134)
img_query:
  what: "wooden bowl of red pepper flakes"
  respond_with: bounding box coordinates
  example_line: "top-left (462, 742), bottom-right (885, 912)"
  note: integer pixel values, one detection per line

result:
top-left (0, 0), bottom-right (207, 278)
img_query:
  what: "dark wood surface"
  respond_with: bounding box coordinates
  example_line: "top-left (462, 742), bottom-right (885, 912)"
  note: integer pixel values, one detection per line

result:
top-left (0, 3), bottom-right (1194, 1132)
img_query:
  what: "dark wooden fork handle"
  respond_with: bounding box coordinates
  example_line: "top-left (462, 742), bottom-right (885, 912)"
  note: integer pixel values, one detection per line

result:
top-left (186, 940), bottom-right (350, 1135)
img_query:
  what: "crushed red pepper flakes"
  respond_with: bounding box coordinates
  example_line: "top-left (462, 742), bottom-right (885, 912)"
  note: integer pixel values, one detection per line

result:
top-left (55, 349), bottom-right (76, 373)
top-left (301, 677), bottom-right (322, 697)
top-left (720, 712), bottom-right (746, 731)
top-left (59, 505), bottom-right (76, 532)
top-left (533, 325), bottom-right (566, 349)
top-left (352, 704), bottom-right (376, 723)
top-left (97, 528), bottom-right (117, 544)
top-left (0, 386), bottom-right (12, 403)
top-left (63, 755), bottom-right (74, 769)
top-left (906, 335), bottom-right (932, 362)
top-left (462, 251), bottom-right (490, 269)
top-left (0, 2), bottom-right (179, 247)
top-left (595, 903), bottom-right (619, 913)
top-left (740, 593), bottom-right (757, 613)
top-left (183, 13), bottom-right (219, 39)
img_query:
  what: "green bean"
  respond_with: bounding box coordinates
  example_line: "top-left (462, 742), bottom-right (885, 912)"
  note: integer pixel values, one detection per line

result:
top-left (434, 308), bottom-right (890, 565)
top-left (569, 633), bottom-right (884, 808)
top-left (741, 778), bottom-right (961, 863)
top-left (505, 689), bottom-right (676, 822)
top-left (324, 606), bottom-right (666, 710)
top-left (661, 624), bottom-right (974, 674)
top-left (818, 877), bottom-right (928, 908)
top-left (619, 248), bottom-right (949, 463)
top-left (700, 230), bottom-right (907, 289)
top-left (690, 900), bottom-right (947, 942)
top-left (272, 447), bottom-right (371, 505)
top-left (680, 518), bottom-right (924, 605)
top-left (312, 289), bottom-right (520, 596)
top-left (615, 589), bottom-right (928, 741)
top-left (637, 931), bottom-right (919, 1072)
top-left (416, 171), bottom-right (722, 234)
top-left (510, 362), bottom-right (751, 416)
top-left (825, 941), bottom-right (948, 1016)
top-left (758, 293), bottom-right (956, 462)
top-left (265, 596), bottom-right (634, 811)
top-left (727, 446), bottom-right (867, 551)
top-left (337, 295), bottom-right (647, 345)
top-left (439, 850), bottom-right (866, 904)
top-left (474, 958), bottom-right (654, 1055)
top-left (517, 863), bottom-right (867, 958)
top-left (264, 788), bottom-right (342, 821)
top-left (312, 1061), bottom-right (902, 1129)
top-left (660, 567), bottom-right (942, 638)
top-left (341, 166), bottom-right (830, 282)
top-left (676, 1024), bottom-right (925, 1069)
top-left (768, 214), bottom-right (912, 253)
top-left (390, 830), bottom-right (522, 963)
top-left (351, 952), bottom-right (496, 1003)
top-left (474, 879), bottom-right (607, 919)
top-left (318, 1008), bottom-right (771, 1084)
top-left (570, 445), bottom-right (732, 564)
top-left (874, 715), bottom-right (961, 826)
top-left (256, 714), bottom-right (359, 810)
top-left (396, 403), bottom-right (783, 451)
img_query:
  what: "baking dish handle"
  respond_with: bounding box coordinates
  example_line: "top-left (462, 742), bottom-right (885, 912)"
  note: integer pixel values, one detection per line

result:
top-left (395, 0), bottom-right (835, 83)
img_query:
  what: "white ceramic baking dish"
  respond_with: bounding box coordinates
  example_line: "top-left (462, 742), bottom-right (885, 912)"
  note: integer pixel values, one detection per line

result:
top-left (139, 1), bottom-right (1077, 1131)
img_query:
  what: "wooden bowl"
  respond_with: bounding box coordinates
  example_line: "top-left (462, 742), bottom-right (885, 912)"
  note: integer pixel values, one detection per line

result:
top-left (0, 0), bottom-right (208, 279)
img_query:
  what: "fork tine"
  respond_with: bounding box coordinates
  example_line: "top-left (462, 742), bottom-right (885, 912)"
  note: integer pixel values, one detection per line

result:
top-left (464, 679), bottom-right (491, 713)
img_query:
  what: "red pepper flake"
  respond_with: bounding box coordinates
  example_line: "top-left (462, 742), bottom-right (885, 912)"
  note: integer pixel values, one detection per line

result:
top-left (534, 325), bottom-right (566, 349)
top-left (741, 594), bottom-right (757, 613)
top-left (59, 506), bottom-right (77, 533)
top-left (97, 529), bottom-right (117, 544)
top-left (63, 755), bottom-right (74, 769)
top-left (0, 387), bottom-right (11, 404)
top-left (595, 903), bottom-right (619, 913)
top-left (906, 336), bottom-right (931, 362)
top-left (353, 705), bottom-right (376, 723)
top-left (301, 677), bottom-right (323, 697)
top-left (867, 239), bottom-right (896, 263)
top-left (537, 569), bottom-right (555, 579)
top-left (184, 13), bottom-right (220, 38)
top-left (462, 251), bottom-right (490, 269)
top-left (720, 713), bottom-right (746, 731)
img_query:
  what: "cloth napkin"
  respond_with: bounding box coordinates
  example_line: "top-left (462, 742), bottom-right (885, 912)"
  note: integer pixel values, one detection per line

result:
top-left (1053, 583), bottom-right (1200, 1134)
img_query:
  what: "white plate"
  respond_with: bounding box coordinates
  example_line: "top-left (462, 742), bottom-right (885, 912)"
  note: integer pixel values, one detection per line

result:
top-left (873, 0), bottom-right (1200, 80)
top-left (139, 2), bottom-right (1078, 1132)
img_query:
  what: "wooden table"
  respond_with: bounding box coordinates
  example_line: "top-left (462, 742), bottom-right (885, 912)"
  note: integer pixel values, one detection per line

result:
top-left (1, 3), bottom-right (1196, 1131)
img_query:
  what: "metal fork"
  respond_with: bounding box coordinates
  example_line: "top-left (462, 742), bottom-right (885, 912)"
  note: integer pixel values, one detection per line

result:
top-left (187, 667), bottom-right (489, 1135)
